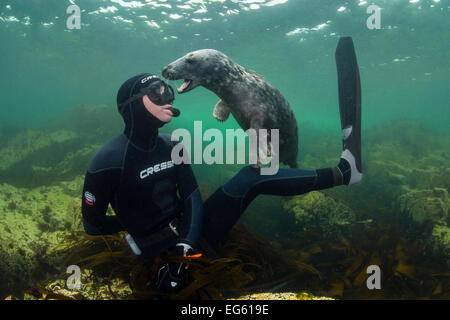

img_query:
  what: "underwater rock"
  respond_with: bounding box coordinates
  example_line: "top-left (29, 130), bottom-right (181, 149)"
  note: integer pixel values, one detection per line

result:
top-left (229, 292), bottom-right (333, 300)
top-left (283, 191), bottom-right (356, 240)
top-left (28, 145), bottom-right (100, 186)
top-left (432, 225), bottom-right (450, 247)
top-left (1, 113), bottom-right (449, 298)
top-left (0, 129), bottom-right (87, 187)
top-left (312, 120), bottom-right (450, 211)
top-left (0, 104), bottom-right (124, 187)
top-left (398, 188), bottom-right (448, 225)
top-left (361, 121), bottom-right (449, 266)
top-left (291, 120), bottom-right (450, 269)
top-left (367, 121), bottom-right (449, 193)
top-left (28, 270), bottom-right (133, 300)
top-left (0, 181), bottom-right (82, 298)
top-left (45, 104), bottom-right (122, 143)
top-left (397, 187), bottom-right (449, 264)
top-left (431, 225), bottom-right (450, 264)
top-left (0, 129), bottom-right (79, 171)
top-left (22, 224), bottom-right (331, 300)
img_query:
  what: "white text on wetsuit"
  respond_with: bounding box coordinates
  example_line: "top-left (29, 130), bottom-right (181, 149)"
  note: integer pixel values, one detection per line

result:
top-left (140, 160), bottom-right (174, 179)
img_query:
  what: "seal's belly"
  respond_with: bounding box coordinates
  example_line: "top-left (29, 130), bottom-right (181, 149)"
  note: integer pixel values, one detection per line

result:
top-left (230, 96), bottom-right (291, 131)
top-left (231, 109), bottom-right (251, 130)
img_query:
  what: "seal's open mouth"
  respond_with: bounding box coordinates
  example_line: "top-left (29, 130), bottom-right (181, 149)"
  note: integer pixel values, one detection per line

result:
top-left (177, 79), bottom-right (193, 94)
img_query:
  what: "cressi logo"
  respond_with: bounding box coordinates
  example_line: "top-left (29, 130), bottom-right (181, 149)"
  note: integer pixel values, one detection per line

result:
top-left (140, 160), bottom-right (174, 179)
top-left (141, 75), bottom-right (157, 84)
top-left (84, 191), bottom-right (96, 206)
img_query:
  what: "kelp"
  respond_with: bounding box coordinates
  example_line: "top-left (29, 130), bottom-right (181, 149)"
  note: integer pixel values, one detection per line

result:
top-left (26, 224), bottom-right (322, 300)
top-left (285, 218), bottom-right (450, 299)
top-left (24, 282), bottom-right (79, 300)
top-left (24, 218), bottom-right (450, 300)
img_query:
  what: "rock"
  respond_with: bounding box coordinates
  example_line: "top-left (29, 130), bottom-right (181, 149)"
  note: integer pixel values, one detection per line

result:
top-left (397, 188), bottom-right (449, 264)
top-left (0, 104), bottom-right (123, 187)
top-left (431, 225), bottom-right (450, 265)
top-left (0, 182), bottom-right (81, 298)
top-left (398, 188), bottom-right (448, 225)
top-left (229, 292), bottom-right (333, 300)
top-left (41, 270), bottom-right (132, 300)
top-left (283, 191), bottom-right (356, 240)
top-left (0, 129), bottom-right (79, 172)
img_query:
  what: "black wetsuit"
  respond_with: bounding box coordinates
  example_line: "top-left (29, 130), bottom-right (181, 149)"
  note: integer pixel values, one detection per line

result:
top-left (82, 133), bottom-right (203, 258)
top-left (82, 73), bottom-right (204, 259)
top-left (82, 73), bottom-right (348, 260)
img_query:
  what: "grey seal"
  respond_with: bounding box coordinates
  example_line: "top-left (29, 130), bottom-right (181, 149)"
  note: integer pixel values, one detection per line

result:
top-left (162, 49), bottom-right (298, 168)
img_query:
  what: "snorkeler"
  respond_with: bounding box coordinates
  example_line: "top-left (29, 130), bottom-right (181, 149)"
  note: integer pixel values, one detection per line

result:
top-left (81, 37), bottom-right (362, 293)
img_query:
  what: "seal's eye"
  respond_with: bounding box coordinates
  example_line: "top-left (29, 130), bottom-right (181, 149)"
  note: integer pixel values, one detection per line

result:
top-left (186, 54), bottom-right (196, 64)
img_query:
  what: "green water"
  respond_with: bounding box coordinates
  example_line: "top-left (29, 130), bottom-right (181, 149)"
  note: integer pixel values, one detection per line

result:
top-left (0, 0), bottom-right (449, 299)
top-left (1, 0), bottom-right (449, 131)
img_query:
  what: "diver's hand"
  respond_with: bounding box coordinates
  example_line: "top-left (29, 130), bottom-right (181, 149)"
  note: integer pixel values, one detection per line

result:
top-left (167, 106), bottom-right (180, 117)
top-left (175, 242), bottom-right (193, 256)
top-left (175, 242), bottom-right (204, 259)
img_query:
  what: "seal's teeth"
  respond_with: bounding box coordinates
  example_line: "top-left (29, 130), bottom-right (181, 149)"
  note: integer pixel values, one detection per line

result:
top-left (177, 79), bottom-right (191, 93)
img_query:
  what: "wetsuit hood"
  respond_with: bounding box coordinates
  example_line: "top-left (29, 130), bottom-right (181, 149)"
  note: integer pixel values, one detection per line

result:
top-left (117, 73), bottom-right (172, 150)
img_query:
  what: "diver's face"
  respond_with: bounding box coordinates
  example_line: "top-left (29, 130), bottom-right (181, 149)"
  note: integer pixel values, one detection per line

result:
top-left (142, 95), bottom-right (173, 123)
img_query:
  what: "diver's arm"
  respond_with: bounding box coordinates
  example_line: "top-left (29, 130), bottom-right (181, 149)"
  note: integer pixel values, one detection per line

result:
top-left (156, 160), bottom-right (203, 292)
top-left (175, 160), bottom-right (204, 246)
top-left (81, 170), bottom-right (124, 235)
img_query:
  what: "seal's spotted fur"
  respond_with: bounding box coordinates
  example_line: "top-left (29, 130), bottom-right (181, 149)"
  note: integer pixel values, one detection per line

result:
top-left (163, 49), bottom-right (298, 167)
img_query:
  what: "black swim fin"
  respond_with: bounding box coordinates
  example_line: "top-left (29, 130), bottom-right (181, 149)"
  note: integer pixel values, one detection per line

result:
top-left (335, 37), bottom-right (362, 184)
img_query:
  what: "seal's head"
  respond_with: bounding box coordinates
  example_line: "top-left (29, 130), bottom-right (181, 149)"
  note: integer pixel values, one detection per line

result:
top-left (162, 49), bottom-right (236, 94)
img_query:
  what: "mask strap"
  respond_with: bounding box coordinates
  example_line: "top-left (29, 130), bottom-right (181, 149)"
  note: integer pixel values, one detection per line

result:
top-left (166, 85), bottom-right (175, 104)
top-left (117, 93), bottom-right (145, 109)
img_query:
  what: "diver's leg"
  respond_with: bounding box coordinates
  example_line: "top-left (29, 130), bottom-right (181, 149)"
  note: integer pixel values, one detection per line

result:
top-left (201, 165), bottom-right (340, 243)
top-left (202, 156), bottom-right (360, 244)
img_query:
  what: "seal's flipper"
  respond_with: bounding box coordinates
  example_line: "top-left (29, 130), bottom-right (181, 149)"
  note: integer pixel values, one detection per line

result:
top-left (213, 100), bottom-right (231, 122)
top-left (335, 37), bottom-right (362, 185)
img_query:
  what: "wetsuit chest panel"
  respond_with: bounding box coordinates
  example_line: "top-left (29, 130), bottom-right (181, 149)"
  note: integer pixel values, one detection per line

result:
top-left (116, 136), bottom-right (179, 237)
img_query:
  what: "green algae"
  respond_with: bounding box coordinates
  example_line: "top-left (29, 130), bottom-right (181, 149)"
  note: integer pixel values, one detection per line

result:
top-left (0, 180), bottom-right (83, 298)
top-left (0, 109), bottom-right (449, 299)
top-left (283, 191), bottom-right (356, 240)
top-left (0, 130), bottom-right (79, 171)
top-left (0, 105), bottom-right (123, 188)
top-left (399, 188), bottom-right (448, 225)
top-left (432, 225), bottom-right (450, 252)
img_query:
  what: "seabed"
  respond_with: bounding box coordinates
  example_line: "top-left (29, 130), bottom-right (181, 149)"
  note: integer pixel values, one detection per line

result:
top-left (0, 106), bottom-right (449, 300)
